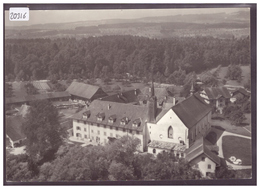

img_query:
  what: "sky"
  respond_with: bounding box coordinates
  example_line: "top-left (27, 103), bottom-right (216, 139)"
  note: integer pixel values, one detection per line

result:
top-left (5, 7), bottom-right (249, 27)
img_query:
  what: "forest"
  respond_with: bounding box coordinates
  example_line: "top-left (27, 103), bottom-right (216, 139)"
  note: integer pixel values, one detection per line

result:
top-left (5, 35), bottom-right (250, 83)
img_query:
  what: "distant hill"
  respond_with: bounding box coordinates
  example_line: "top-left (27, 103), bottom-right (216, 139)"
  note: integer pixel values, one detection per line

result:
top-left (5, 10), bottom-right (250, 39)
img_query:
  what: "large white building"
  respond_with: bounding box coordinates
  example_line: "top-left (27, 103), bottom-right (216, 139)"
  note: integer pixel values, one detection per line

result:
top-left (71, 83), bottom-right (218, 176)
top-left (71, 99), bottom-right (149, 152)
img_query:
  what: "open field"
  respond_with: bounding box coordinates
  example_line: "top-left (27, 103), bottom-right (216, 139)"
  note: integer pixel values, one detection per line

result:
top-left (211, 116), bottom-right (251, 137)
top-left (210, 65), bottom-right (250, 87)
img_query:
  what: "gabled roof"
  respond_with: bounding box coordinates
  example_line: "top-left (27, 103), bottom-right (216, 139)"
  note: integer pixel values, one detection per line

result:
top-left (100, 89), bottom-right (141, 104)
top-left (6, 91), bottom-right (71, 104)
top-left (66, 81), bottom-right (107, 100)
top-left (139, 87), bottom-right (171, 101)
top-left (171, 94), bottom-right (211, 129)
top-left (204, 87), bottom-right (231, 99)
top-left (185, 137), bottom-right (220, 166)
top-left (72, 100), bottom-right (148, 132)
top-left (6, 116), bottom-right (26, 142)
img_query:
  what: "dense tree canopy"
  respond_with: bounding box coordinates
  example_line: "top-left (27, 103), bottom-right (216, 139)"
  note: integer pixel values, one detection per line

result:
top-left (7, 136), bottom-right (204, 182)
top-left (226, 65), bottom-right (242, 82)
top-left (5, 36), bottom-right (250, 84)
top-left (22, 100), bottom-right (67, 165)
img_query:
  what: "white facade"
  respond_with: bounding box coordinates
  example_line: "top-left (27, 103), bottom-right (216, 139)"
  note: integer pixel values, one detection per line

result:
top-left (190, 154), bottom-right (218, 177)
top-left (147, 109), bottom-right (189, 147)
top-left (72, 119), bottom-right (144, 151)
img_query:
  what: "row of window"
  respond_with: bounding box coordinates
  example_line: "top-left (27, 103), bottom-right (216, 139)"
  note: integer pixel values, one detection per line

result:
top-left (91, 130), bottom-right (139, 135)
top-left (76, 133), bottom-right (120, 141)
top-left (76, 125), bottom-right (140, 135)
top-left (152, 148), bottom-right (184, 158)
top-left (77, 119), bottom-right (140, 128)
top-left (194, 164), bottom-right (212, 169)
top-left (76, 121), bottom-right (140, 133)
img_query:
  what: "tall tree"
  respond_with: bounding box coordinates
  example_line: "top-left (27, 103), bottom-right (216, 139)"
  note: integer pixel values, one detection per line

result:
top-left (22, 100), bottom-right (67, 165)
top-left (5, 83), bottom-right (13, 98)
top-left (226, 65), bottom-right (242, 81)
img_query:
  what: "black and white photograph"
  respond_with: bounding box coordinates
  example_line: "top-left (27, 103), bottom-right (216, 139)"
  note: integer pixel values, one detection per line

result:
top-left (3, 3), bottom-right (256, 185)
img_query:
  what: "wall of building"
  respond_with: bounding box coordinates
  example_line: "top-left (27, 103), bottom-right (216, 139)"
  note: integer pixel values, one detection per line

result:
top-left (188, 112), bottom-right (211, 147)
top-left (147, 146), bottom-right (186, 158)
top-left (190, 154), bottom-right (217, 177)
top-left (147, 109), bottom-right (189, 146)
top-left (147, 147), bottom-right (165, 155)
top-left (72, 119), bottom-right (145, 151)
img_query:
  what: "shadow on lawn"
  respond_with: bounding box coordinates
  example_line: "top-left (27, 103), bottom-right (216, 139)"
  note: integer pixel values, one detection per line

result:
top-left (206, 126), bottom-right (225, 145)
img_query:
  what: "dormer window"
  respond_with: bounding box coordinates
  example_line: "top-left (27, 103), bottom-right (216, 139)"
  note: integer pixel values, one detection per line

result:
top-left (120, 117), bottom-right (129, 125)
top-left (132, 118), bottom-right (141, 127)
top-left (108, 115), bottom-right (116, 123)
top-left (82, 110), bottom-right (91, 119)
top-left (96, 112), bottom-right (105, 121)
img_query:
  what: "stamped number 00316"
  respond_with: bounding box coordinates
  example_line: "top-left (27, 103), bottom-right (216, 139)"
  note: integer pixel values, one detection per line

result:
top-left (9, 7), bottom-right (29, 21)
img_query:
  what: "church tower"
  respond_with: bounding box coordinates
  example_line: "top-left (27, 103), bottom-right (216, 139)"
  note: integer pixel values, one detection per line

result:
top-left (147, 79), bottom-right (157, 122)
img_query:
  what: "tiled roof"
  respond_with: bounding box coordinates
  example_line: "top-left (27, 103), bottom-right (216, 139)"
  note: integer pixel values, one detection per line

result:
top-left (100, 89), bottom-right (141, 104)
top-left (6, 116), bottom-right (26, 142)
top-left (148, 140), bottom-right (186, 152)
top-left (204, 87), bottom-right (231, 99)
top-left (139, 87), bottom-right (171, 101)
top-left (6, 91), bottom-right (70, 104)
top-left (185, 137), bottom-right (220, 166)
top-left (72, 100), bottom-right (148, 132)
top-left (172, 94), bottom-right (211, 129)
top-left (66, 81), bottom-right (107, 100)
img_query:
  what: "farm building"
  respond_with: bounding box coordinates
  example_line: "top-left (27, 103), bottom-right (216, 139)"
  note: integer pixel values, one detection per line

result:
top-left (6, 91), bottom-right (71, 108)
top-left (66, 81), bottom-right (108, 103)
top-left (100, 89), bottom-right (141, 104)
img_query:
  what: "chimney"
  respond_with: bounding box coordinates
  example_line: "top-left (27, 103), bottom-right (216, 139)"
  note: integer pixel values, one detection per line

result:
top-left (117, 94), bottom-right (120, 98)
top-left (108, 104), bottom-right (111, 110)
top-left (134, 89), bottom-right (137, 95)
top-left (173, 97), bottom-right (176, 106)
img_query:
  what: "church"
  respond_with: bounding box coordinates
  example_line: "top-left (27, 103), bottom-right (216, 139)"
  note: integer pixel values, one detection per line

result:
top-left (71, 82), bottom-right (212, 153)
top-left (71, 81), bottom-right (218, 175)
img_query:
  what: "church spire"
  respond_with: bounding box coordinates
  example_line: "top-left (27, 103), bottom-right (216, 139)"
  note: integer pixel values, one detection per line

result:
top-left (148, 69), bottom-right (157, 123)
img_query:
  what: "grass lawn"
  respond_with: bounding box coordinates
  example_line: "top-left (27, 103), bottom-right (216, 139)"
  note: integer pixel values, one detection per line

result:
top-left (211, 119), bottom-right (251, 137)
top-left (222, 135), bottom-right (252, 165)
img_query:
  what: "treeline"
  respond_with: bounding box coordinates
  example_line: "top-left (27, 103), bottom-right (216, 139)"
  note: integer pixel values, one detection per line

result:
top-left (7, 136), bottom-right (202, 182)
top-left (6, 136), bottom-right (251, 182)
top-left (5, 35), bottom-right (250, 82)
